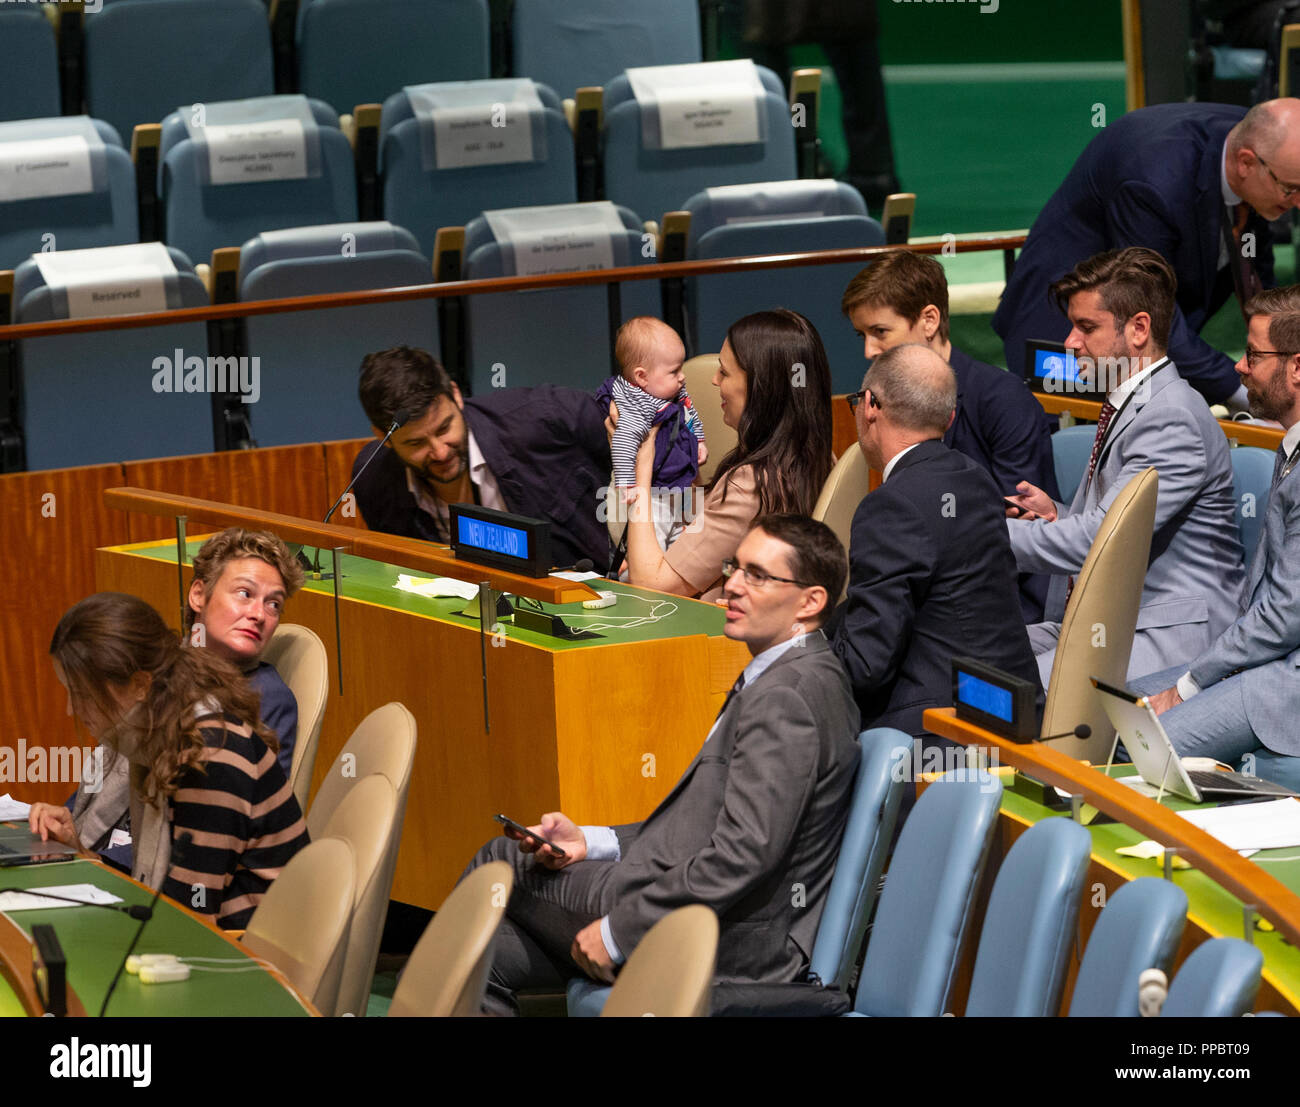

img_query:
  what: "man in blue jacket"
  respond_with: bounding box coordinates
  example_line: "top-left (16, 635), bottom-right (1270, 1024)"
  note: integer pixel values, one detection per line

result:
top-left (841, 250), bottom-right (1058, 620)
top-left (993, 99), bottom-right (1299, 407)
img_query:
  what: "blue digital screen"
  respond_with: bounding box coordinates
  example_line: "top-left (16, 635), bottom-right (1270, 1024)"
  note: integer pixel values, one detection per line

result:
top-left (1033, 346), bottom-right (1081, 386)
top-left (957, 672), bottom-right (1014, 722)
top-left (456, 516), bottom-right (529, 560)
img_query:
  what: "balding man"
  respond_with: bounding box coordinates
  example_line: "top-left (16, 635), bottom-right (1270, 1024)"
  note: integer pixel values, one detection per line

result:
top-left (828, 344), bottom-right (1041, 739)
top-left (993, 100), bottom-right (1298, 407)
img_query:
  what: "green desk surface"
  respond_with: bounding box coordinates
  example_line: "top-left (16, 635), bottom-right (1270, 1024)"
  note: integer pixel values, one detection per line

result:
top-left (1000, 775), bottom-right (1300, 1006)
top-left (121, 538), bottom-right (725, 651)
top-left (1, 860), bottom-right (310, 1017)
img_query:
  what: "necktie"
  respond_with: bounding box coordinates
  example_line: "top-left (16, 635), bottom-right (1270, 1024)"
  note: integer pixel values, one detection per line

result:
top-left (1082, 400), bottom-right (1117, 493)
top-left (1223, 203), bottom-right (1264, 315)
top-left (715, 670), bottom-right (746, 722)
top-left (1273, 444), bottom-right (1288, 491)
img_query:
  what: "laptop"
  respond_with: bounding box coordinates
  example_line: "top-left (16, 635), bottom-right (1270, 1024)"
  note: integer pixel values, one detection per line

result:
top-left (1091, 678), bottom-right (1300, 802)
top-left (0, 826), bottom-right (79, 867)
top-left (1023, 338), bottom-right (1084, 394)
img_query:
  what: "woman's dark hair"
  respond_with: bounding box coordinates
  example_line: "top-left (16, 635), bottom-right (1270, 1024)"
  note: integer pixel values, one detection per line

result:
top-left (50, 593), bottom-right (275, 802)
top-left (709, 309), bottom-right (833, 515)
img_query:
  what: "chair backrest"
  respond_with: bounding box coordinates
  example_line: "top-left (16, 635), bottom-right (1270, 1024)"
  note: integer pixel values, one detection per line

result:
top-left (1051, 424), bottom-right (1097, 505)
top-left (602, 64), bottom-right (796, 224)
top-left (854, 769), bottom-right (1003, 1016)
top-left (684, 180), bottom-right (883, 391)
top-left (964, 818), bottom-right (1092, 1016)
top-left (1161, 937), bottom-right (1263, 1017)
top-left (1229, 445), bottom-right (1275, 564)
top-left (307, 701), bottom-right (417, 838)
top-left (0, 117), bottom-right (137, 272)
top-left (808, 728), bottom-right (912, 992)
top-left (238, 221), bottom-right (436, 446)
top-left (1069, 876), bottom-right (1188, 1016)
top-left (297, 0), bottom-right (489, 116)
top-left (512, 0), bottom-right (701, 99)
top-left (242, 836), bottom-right (355, 1014)
top-left (0, 10), bottom-right (60, 123)
top-left (13, 244), bottom-right (213, 471)
top-left (160, 97), bottom-right (357, 266)
top-left (601, 904), bottom-right (719, 1017)
top-left (388, 860), bottom-right (513, 1017)
top-left (259, 623), bottom-right (329, 813)
top-left (84, 0), bottom-right (274, 144)
top-left (379, 84), bottom-right (575, 257)
top-left (813, 446), bottom-right (871, 600)
top-left (1040, 467), bottom-right (1158, 761)
top-left (318, 773), bottom-right (400, 1016)
top-left (680, 353), bottom-right (733, 485)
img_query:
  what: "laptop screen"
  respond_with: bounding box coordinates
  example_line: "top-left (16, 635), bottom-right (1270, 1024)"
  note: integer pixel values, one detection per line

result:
top-left (1023, 339), bottom-right (1081, 393)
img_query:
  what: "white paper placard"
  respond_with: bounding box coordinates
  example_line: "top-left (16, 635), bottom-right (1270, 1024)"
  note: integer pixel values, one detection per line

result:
top-left (626, 59), bottom-right (765, 149)
top-left (483, 202), bottom-right (626, 276)
top-left (34, 242), bottom-right (177, 319)
top-left (0, 134), bottom-right (95, 203)
top-left (204, 118), bottom-right (309, 184)
top-left (406, 79), bottom-right (543, 170)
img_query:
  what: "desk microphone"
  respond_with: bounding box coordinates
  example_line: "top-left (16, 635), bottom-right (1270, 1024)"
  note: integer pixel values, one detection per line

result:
top-left (1036, 724), bottom-right (1092, 743)
top-left (553, 558), bottom-right (593, 573)
top-left (99, 831), bottom-right (193, 1017)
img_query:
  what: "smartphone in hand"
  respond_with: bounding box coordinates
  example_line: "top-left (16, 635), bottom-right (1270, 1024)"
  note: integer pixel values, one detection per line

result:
top-left (493, 813), bottom-right (567, 858)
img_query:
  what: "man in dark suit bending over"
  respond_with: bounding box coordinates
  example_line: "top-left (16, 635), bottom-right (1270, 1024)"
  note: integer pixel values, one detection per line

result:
top-left (829, 344), bottom-right (1041, 740)
top-left (464, 515), bottom-right (859, 1011)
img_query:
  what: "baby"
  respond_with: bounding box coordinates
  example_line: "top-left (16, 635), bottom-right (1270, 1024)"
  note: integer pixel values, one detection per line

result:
top-left (596, 316), bottom-right (707, 549)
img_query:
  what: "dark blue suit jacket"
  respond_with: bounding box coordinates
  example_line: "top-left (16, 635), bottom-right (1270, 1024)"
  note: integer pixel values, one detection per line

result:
top-left (992, 103), bottom-right (1274, 404)
top-left (351, 385), bottom-right (613, 570)
top-left (828, 439), bottom-right (1042, 737)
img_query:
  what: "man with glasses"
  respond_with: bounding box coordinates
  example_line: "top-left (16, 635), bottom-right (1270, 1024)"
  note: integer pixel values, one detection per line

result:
top-left (1006, 248), bottom-right (1245, 687)
top-left (1130, 287), bottom-right (1300, 780)
top-left (993, 99), bottom-right (1300, 408)
top-left (829, 343), bottom-right (1040, 739)
top-left (462, 515), bottom-right (859, 1010)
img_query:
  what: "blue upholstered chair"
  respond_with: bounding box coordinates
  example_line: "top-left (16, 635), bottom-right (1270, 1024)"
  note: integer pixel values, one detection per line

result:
top-left (682, 180), bottom-right (883, 386)
top-left (848, 768), bottom-right (1003, 1017)
top-left (297, 0), bottom-right (489, 116)
top-left (964, 817), bottom-right (1091, 1016)
top-left (1161, 938), bottom-right (1263, 1017)
top-left (237, 221), bottom-right (437, 446)
top-left (1052, 423), bottom-right (1097, 505)
top-left (13, 245), bottom-right (214, 471)
top-left (379, 81), bottom-right (575, 257)
top-left (0, 10), bottom-right (60, 123)
top-left (0, 117), bottom-right (138, 272)
top-left (83, 0), bottom-right (274, 145)
top-left (601, 64), bottom-right (796, 225)
top-left (511, 0), bottom-right (701, 100)
top-left (1068, 877), bottom-right (1187, 1017)
top-left (567, 727), bottom-right (914, 1017)
top-left (1229, 445), bottom-right (1275, 564)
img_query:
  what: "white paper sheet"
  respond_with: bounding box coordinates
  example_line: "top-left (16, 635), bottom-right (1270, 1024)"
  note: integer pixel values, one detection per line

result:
top-left (0, 793), bottom-right (32, 822)
top-left (1178, 798), bottom-right (1300, 851)
top-left (0, 134), bottom-right (94, 202)
top-left (0, 883), bottom-right (123, 912)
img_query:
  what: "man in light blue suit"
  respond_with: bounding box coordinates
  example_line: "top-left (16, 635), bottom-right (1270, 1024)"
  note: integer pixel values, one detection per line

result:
top-left (1006, 248), bottom-right (1246, 688)
top-left (1135, 287), bottom-right (1300, 770)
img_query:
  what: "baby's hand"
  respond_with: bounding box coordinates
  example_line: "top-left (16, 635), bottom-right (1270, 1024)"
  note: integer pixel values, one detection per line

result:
top-left (697, 441), bottom-right (708, 465)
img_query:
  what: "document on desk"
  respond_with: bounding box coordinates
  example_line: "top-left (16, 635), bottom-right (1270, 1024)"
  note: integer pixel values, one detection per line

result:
top-left (1178, 799), bottom-right (1300, 852)
top-left (0, 793), bottom-right (32, 821)
top-left (0, 884), bottom-right (123, 911)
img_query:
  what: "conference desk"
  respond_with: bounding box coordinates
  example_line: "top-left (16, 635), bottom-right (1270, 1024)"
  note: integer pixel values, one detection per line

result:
top-left (0, 856), bottom-right (313, 1016)
top-left (925, 709), bottom-right (1300, 1015)
top-left (96, 536), bottom-right (750, 911)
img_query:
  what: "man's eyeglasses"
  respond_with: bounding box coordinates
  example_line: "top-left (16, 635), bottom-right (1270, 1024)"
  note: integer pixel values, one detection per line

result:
top-left (1256, 154), bottom-right (1300, 200)
top-left (1244, 347), bottom-right (1295, 368)
top-left (845, 389), bottom-right (882, 413)
top-left (721, 558), bottom-right (811, 589)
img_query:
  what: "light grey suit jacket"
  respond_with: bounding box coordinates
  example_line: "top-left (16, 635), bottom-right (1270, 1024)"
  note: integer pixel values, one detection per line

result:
top-left (604, 632), bottom-right (859, 983)
top-left (1009, 361), bottom-right (1246, 676)
top-left (1188, 457), bottom-right (1300, 754)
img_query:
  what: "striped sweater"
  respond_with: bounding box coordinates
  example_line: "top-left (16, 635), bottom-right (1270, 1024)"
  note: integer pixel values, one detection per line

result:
top-left (162, 714), bottom-right (309, 930)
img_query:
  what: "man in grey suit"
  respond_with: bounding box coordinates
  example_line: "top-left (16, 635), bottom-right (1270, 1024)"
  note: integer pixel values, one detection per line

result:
top-left (1006, 248), bottom-right (1246, 687)
top-left (1133, 287), bottom-right (1300, 771)
top-left (464, 514), bottom-right (859, 1009)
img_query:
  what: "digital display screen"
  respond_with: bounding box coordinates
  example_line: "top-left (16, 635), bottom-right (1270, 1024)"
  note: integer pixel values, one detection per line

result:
top-left (1033, 345), bottom-right (1081, 386)
top-left (456, 516), bottom-right (529, 560)
top-left (957, 672), bottom-right (1014, 722)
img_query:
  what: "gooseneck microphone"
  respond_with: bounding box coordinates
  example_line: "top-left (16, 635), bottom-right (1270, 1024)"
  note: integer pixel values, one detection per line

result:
top-left (1036, 724), bottom-right (1092, 743)
top-left (99, 831), bottom-right (193, 1017)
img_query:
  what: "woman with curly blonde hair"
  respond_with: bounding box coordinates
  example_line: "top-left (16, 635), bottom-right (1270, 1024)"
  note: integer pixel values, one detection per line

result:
top-left (30, 592), bottom-right (308, 929)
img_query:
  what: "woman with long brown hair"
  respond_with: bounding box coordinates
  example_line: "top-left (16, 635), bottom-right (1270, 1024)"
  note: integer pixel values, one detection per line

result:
top-left (29, 592), bottom-right (308, 929)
